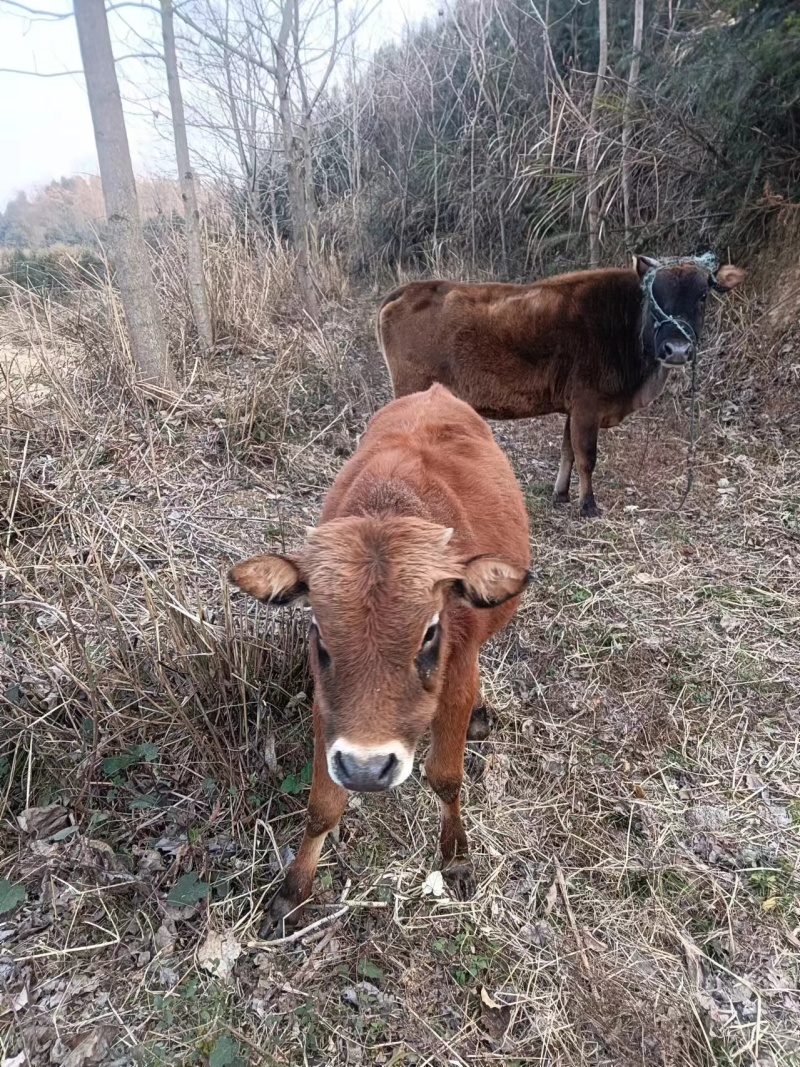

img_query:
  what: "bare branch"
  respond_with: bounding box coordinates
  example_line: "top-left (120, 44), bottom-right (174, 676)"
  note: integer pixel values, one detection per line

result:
top-left (0, 0), bottom-right (71, 19)
top-left (0, 66), bottom-right (82, 76)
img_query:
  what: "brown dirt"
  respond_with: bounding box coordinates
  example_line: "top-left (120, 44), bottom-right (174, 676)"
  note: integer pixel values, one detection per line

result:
top-left (1, 283), bottom-right (798, 1067)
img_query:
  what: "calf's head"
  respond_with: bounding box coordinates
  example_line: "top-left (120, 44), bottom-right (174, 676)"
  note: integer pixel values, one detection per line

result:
top-left (230, 516), bottom-right (528, 792)
top-left (636, 255), bottom-right (746, 366)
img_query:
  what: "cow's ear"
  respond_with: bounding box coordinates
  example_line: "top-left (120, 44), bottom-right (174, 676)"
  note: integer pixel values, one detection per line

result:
top-left (229, 554), bottom-right (307, 605)
top-left (454, 556), bottom-right (529, 609)
top-left (713, 265), bottom-right (746, 291)
top-left (634, 255), bottom-right (660, 279)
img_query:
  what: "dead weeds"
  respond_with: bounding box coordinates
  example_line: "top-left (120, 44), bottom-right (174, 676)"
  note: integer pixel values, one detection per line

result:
top-left (1, 276), bottom-right (798, 1067)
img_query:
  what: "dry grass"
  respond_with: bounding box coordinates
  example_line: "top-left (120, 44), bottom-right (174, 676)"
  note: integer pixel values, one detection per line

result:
top-left (1, 256), bottom-right (799, 1067)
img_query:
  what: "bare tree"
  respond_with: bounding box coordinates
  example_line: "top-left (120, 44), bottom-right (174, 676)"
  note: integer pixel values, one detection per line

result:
top-left (587, 0), bottom-right (608, 268)
top-left (621, 0), bottom-right (644, 249)
top-left (274, 0), bottom-right (318, 318)
top-left (161, 0), bottom-right (214, 351)
top-left (73, 0), bottom-right (175, 390)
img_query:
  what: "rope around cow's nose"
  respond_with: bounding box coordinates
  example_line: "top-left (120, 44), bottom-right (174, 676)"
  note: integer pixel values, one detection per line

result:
top-left (638, 252), bottom-right (718, 511)
top-left (641, 250), bottom-right (719, 345)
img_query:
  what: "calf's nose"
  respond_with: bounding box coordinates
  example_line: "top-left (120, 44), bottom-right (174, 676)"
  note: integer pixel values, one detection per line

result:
top-left (661, 339), bottom-right (695, 365)
top-left (332, 748), bottom-right (399, 792)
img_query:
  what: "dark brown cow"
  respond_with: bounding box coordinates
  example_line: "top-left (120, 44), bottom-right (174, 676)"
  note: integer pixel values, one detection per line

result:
top-left (378, 254), bottom-right (746, 516)
top-left (230, 385), bottom-right (530, 932)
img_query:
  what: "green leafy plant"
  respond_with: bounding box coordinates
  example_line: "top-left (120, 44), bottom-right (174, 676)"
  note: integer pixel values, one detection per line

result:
top-left (102, 742), bottom-right (159, 777)
top-left (167, 873), bottom-right (210, 907)
top-left (208, 1034), bottom-right (244, 1067)
top-left (280, 760), bottom-right (314, 795)
top-left (0, 880), bottom-right (26, 915)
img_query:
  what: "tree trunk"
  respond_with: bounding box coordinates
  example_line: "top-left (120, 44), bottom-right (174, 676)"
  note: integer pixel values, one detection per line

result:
top-left (161, 0), bottom-right (214, 352)
top-left (587, 0), bottom-right (608, 268)
top-left (621, 0), bottom-right (644, 250)
top-left (275, 0), bottom-right (318, 319)
top-left (73, 0), bottom-right (175, 389)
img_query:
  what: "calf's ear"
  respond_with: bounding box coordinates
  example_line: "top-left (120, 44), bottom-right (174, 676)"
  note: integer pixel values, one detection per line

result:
top-left (229, 554), bottom-right (307, 605)
top-left (454, 556), bottom-right (529, 609)
top-left (713, 265), bottom-right (746, 291)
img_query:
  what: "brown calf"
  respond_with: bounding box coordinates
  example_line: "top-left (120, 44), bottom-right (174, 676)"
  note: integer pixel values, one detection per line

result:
top-left (230, 385), bottom-right (530, 932)
top-left (378, 254), bottom-right (746, 516)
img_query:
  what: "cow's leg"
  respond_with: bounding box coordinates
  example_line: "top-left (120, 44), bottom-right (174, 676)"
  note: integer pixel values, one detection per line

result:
top-left (553, 415), bottom-right (574, 505)
top-left (426, 654), bottom-right (480, 900)
top-left (264, 703), bottom-right (347, 936)
top-left (570, 407), bottom-right (601, 518)
top-left (467, 698), bottom-right (491, 741)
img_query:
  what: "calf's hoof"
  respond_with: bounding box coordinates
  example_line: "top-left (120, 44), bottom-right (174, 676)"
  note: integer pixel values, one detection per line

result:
top-left (552, 491), bottom-right (570, 507)
top-left (579, 498), bottom-right (601, 518)
top-left (442, 860), bottom-right (476, 901)
top-left (467, 704), bottom-right (491, 742)
top-left (259, 886), bottom-right (307, 940)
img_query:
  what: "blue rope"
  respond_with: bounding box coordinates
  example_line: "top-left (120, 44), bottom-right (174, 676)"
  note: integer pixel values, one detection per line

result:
top-left (641, 252), bottom-right (719, 345)
top-left (639, 252), bottom-right (719, 511)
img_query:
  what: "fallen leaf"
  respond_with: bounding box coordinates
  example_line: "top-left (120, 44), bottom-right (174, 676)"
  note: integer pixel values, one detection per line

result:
top-left (482, 752), bottom-right (510, 804)
top-left (65, 974), bottom-right (101, 1001)
top-left (480, 986), bottom-right (502, 1010)
top-left (695, 988), bottom-right (731, 1027)
top-left (263, 735), bottom-right (279, 774)
top-left (197, 929), bottom-right (242, 981)
top-left (633, 572), bottom-right (658, 585)
top-left (479, 985), bottom-right (512, 1040)
top-left (153, 924), bottom-right (175, 955)
top-left (421, 870), bottom-right (446, 897)
top-left (544, 880), bottom-right (558, 916)
top-left (2, 1054), bottom-right (26, 1067)
top-left (16, 805), bottom-right (70, 839)
top-left (1, 988), bottom-right (28, 1015)
top-left (60, 1026), bottom-right (115, 1067)
top-left (746, 772), bottom-right (767, 797)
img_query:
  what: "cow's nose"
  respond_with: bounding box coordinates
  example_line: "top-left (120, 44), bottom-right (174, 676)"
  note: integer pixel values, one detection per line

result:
top-left (661, 340), bottom-right (695, 365)
top-left (332, 748), bottom-right (399, 792)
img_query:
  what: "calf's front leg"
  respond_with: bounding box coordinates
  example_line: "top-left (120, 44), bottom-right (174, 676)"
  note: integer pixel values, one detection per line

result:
top-left (264, 701), bottom-right (347, 936)
top-left (425, 654), bottom-right (480, 900)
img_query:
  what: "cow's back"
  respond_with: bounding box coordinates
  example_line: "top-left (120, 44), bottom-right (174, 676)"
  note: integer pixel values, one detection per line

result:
top-left (378, 271), bottom-right (641, 420)
top-left (324, 384), bottom-right (530, 578)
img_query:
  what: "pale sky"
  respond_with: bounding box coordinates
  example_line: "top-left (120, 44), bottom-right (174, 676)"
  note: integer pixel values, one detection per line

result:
top-left (0, 0), bottom-right (438, 210)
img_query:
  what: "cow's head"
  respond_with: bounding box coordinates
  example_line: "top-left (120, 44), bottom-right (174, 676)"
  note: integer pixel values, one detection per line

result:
top-left (635, 255), bottom-right (746, 366)
top-left (230, 517), bottom-right (528, 792)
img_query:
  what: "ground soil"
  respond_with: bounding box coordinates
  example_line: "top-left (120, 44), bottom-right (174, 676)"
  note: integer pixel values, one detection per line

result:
top-left (1, 291), bottom-right (798, 1067)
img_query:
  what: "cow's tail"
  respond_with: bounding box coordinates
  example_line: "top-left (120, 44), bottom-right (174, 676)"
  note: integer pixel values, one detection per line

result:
top-left (376, 285), bottom-right (406, 388)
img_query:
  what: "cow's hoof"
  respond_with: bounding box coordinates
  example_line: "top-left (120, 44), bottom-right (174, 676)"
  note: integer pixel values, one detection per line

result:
top-left (259, 891), bottom-right (305, 940)
top-left (443, 860), bottom-right (476, 901)
top-left (552, 491), bottom-right (570, 507)
top-left (579, 499), bottom-right (600, 518)
top-left (467, 704), bottom-right (491, 742)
